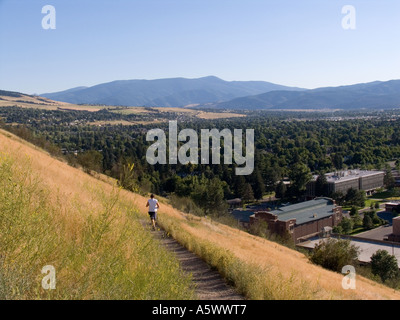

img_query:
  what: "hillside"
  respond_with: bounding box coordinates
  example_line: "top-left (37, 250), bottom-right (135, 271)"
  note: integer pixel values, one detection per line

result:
top-left (41, 76), bottom-right (303, 107)
top-left (1, 129), bottom-right (400, 299)
top-left (210, 79), bottom-right (400, 110)
top-left (0, 90), bottom-right (108, 112)
top-left (0, 90), bottom-right (67, 108)
top-left (0, 129), bottom-right (194, 299)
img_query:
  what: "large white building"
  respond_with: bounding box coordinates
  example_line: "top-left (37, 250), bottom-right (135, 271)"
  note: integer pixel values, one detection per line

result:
top-left (307, 170), bottom-right (385, 197)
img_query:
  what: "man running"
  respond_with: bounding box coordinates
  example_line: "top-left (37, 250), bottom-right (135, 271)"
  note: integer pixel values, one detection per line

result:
top-left (146, 193), bottom-right (159, 230)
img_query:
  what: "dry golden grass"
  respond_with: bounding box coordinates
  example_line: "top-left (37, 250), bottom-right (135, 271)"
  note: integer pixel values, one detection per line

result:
top-left (196, 111), bottom-right (246, 119)
top-left (111, 106), bottom-right (246, 120)
top-left (153, 107), bottom-right (246, 119)
top-left (0, 94), bottom-right (110, 112)
top-left (88, 120), bottom-right (136, 126)
top-left (0, 129), bottom-right (194, 299)
top-left (0, 94), bottom-right (64, 106)
top-left (1, 129), bottom-right (399, 299)
top-left (153, 107), bottom-right (199, 113)
top-left (0, 94), bottom-right (246, 120)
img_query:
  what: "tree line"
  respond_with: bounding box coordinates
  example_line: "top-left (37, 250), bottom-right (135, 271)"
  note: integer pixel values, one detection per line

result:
top-left (1, 106), bottom-right (400, 216)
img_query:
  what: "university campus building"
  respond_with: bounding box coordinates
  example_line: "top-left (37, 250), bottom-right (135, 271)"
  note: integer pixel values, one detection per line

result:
top-left (249, 197), bottom-right (342, 243)
top-left (388, 215), bottom-right (400, 243)
top-left (306, 170), bottom-right (385, 197)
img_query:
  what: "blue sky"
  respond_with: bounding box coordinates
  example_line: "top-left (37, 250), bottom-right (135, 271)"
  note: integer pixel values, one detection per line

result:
top-left (0, 0), bottom-right (399, 94)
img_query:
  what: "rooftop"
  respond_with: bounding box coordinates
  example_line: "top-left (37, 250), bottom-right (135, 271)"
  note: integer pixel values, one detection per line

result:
top-left (227, 198), bottom-right (242, 204)
top-left (312, 170), bottom-right (384, 184)
top-left (261, 197), bottom-right (337, 225)
top-left (298, 236), bottom-right (400, 264)
top-left (232, 209), bottom-right (254, 223)
top-left (386, 201), bottom-right (400, 205)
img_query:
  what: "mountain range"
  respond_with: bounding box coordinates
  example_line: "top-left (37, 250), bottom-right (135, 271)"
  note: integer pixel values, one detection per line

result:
top-left (41, 76), bottom-right (400, 110)
top-left (211, 79), bottom-right (400, 110)
top-left (41, 76), bottom-right (302, 108)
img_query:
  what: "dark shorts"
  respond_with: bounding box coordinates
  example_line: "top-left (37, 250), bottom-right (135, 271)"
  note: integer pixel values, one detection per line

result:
top-left (148, 212), bottom-right (157, 220)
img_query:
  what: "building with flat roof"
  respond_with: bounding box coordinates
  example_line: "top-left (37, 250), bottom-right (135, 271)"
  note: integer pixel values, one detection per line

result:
top-left (385, 202), bottom-right (400, 214)
top-left (249, 197), bottom-right (342, 243)
top-left (307, 170), bottom-right (384, 197)
top-left (392, 170), bottom-right (400, 187)
top-left (388, 215), bottom-right (400, 242)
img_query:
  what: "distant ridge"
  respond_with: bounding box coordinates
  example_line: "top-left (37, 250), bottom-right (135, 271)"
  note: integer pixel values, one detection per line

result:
top-left (41, 76), bottom-right (304, 107)
top-left (42, 86), bottom-right (88, 96)
top-left (210, 79), bottom-right (400, 110)
top-left (0, 89), bottom-right (25, 98)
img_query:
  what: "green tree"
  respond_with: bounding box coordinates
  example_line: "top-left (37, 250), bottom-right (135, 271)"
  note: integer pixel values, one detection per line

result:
top-left (340, 217), bottom-right (354, 234)
top-left (370, 250), bottom-right (399, 283)
top-left (384, 169), bottom-right (396, 190)
top-left (175, 176), bottom-right (195, 197)
top-left (263, 165), bottom-right (281, 193)
top-left (363, 214), bottom-right (374, 230)
top-left (310, 238), bottom-right (359, 273)
top-left (250, 169), bottom-right (265, 200)
top-left (288, 163), bottom-right (312, 198)
top-left (242, 183), bottom-right (255, 203)
top-left (234, 175), bottom-right (246, 199)
top-left (331, 191), bottom-right (345, 206)
top-left (364, 210), bottom-right (384, 226)
top-left (275, 181), bottom-right (287, 199)
top-left (192, 177), bottom-right (228, 216)
top-left (349, 206), bottom-right (358, 217)
top-left (315, 174), bottom-right (328, 197)
top-left (351, 214), bottom-right (363, 229)
top-left (345, 188), bottom-right (366, 208)
top-left (332, 153), bottom-right (343, 170)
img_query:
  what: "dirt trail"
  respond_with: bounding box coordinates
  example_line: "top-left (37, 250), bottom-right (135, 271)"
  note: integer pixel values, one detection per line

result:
top-left (141, 220), bottom-right (244, 300)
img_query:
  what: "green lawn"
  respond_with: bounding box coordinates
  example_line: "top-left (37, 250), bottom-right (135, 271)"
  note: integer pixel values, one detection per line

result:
top-left (342, 198), bottom-right (383, 212)
top-left (370, 190), bottom-right (400, 200)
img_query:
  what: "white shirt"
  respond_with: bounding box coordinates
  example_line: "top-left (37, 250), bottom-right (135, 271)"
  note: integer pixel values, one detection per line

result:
top-left (148, 198), bottom-right (158, 212)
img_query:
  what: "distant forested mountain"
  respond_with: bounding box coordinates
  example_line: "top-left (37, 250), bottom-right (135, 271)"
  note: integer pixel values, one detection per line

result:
top-left (210, 80), bottom-right (400, 110)
top-left (41, 76), bottom-right (303, 107)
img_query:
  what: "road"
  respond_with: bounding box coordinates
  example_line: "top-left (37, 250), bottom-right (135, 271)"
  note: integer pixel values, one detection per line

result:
top-left (353, 225), bottom-right (393, 241)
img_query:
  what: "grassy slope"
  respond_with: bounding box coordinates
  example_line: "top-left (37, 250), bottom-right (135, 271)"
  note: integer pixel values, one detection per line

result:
top-left (0, 129), bottom-right (194, 299)
top-left (1, 129), bottom-right (399, 300)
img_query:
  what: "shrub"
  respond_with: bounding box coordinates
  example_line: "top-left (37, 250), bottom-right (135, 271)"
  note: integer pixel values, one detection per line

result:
top-left (349, 206), bottom-right (358, 216)
top-left (370, 250), bottom-right (399, 283)
top-left (363, 215), bottom-right (374, 230)
top-left (169, 194), bottom-right (204, 216)
top-left (340, 217), bottom-right (354, 234)
top-left (310, 238), bottom-right (359, 273)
